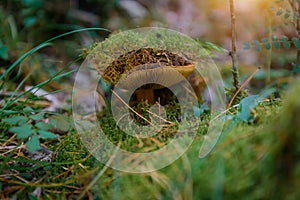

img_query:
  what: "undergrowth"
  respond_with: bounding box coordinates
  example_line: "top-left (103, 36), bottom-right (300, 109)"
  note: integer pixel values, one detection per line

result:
top-left (0, 95), bottom-right (285, 199)
top-left (0, 24), bottom-right (296, 199)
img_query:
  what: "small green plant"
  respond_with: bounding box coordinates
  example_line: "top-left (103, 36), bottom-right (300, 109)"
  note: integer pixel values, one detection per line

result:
top-left (244, 0), bottom-right (300, 75)
top-left (221, 88), bottom-right (277, 133)
top-left (244, 1), bottom-right (299, 49)
top-left (2, 106), bottom-right (59, 151)
top-left (0, 27), bottom-right (111, 152)
top-left (234, 88), bottom-right (276, 122)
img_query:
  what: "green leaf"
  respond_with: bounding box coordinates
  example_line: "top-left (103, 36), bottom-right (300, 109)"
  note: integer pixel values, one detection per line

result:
top-left (2, 116), bottom-right (28, 125)
top-left (284, 12), bottom-right (290, 19)
top-left (262, 38), bottom-right (271, 50)
top-left (26, 135), bottom-right (41, 151)
top-left (1, 110), bottom-right (21, 115)
top-left (237, 88), bottom-right (276, 122)
top-left (276, 9), bottom-right (283, 16)
top-left (35, 121), bottom-right (53, 130)
top-left (100, 78), bottom-right (111, 93)
top-left (30, 113), bottom-right (44, 121)
top-left (294, 12), bottom-right (299, 22)
top-left (23, 0), bottom-right (43, 7)
top-left (282, 36), bottom-right (291, 49)
top-left (9, 124), bottom-right (35, 139)
top-left (23, 16), bottom-right (38, 27)
top-left (38, 130), bottom-right (59, 139)
top-left (194, 106), bottom-right (204, 117)
top-left (272, 36), bottom-right (281, 49)
top-left (49, 118), bottom-right (57, 126)
top-left (243, 42), bottom-right (251, 50)
top-left (237, 95), bottom-right (259, 122)
top-left (292, 37), bottom-right (300, 50)
top-left (203, 41), bottom-right (225, 52)
top-left (23, 106), bottom-right (34, 113)
top-left (0, 45), bottom-right (8, 60)
top-left (293, 64), bottom-right (300, 74)
top-left (28, 194), bottom-right (38, 200)
top-left (252, 40), bottom-right (261, 52)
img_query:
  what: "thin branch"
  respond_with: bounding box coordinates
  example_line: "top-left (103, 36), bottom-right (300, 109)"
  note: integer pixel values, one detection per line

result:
top-left (227, 67), bottom-right (260, 109)
top-left (229, 0), bottom-right (240, 90)
top-left (111, 90), bottom-right (155, 126)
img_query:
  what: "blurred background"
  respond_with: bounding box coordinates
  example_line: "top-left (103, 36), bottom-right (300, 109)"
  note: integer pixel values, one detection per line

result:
top-left (0, 0), bottom-right (271, 53)
top-left (0, 0), bottom-right (296, 93)
top-left (1, 1), bottom-right (300, 199)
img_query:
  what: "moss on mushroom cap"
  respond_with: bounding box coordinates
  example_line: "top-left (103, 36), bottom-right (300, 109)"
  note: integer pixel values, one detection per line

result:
top-left (101, 47), bottom-right (195, 85)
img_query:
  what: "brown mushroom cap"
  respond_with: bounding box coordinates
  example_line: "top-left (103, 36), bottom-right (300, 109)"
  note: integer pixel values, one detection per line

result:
top-left (115, 63), bottom-right (194, 91)
top-left (100, 48), bottom-right (195, 87)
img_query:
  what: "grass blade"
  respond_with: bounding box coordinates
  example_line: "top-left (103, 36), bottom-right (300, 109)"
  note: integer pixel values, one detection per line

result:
top-left (0, 27), bottom-right (111, 82)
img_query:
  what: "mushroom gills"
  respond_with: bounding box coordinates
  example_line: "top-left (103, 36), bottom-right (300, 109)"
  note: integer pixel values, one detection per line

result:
top-left (121, 64), bottom-right (195, 105)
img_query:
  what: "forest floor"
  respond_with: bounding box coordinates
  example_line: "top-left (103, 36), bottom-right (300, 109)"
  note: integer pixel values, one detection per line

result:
top-left (2, 93), bottom-right (299, 199)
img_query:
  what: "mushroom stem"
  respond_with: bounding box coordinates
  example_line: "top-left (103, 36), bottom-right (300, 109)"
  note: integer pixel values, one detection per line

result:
top-left (135, 89), bottom-right (155, 104)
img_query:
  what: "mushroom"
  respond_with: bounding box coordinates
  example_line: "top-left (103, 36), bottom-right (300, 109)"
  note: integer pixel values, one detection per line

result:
top-left (99, 48), bottom-right (195, 104)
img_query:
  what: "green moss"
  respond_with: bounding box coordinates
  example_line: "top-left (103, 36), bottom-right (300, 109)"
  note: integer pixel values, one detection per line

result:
top-left (95, 92), bottom-right (296, 200)
top-left (3, 83), bottom-right (300, 199)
